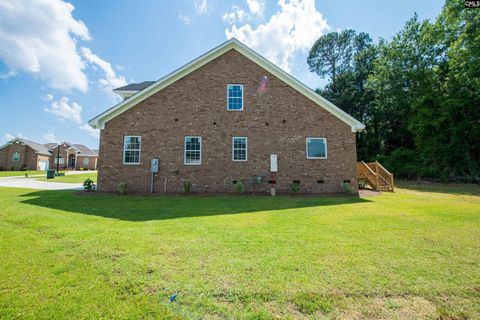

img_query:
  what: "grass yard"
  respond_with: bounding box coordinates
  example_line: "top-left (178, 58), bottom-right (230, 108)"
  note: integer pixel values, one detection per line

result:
top-left (34, 171), bottom-right (97, 183)
top-left (0, 170), bottom-right (47, 177)
top-left (0, 182), bottom-right (479, 319)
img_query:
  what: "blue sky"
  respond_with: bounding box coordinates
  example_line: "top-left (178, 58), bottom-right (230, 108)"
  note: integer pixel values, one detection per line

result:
top-left (0, 0), bottom-right (443, 149)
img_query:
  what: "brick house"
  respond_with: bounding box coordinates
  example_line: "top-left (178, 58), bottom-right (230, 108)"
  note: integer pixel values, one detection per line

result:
top-left (45, 142), bottom-right (98, 170)
top-left (0, 138), bottom-right (98, 171)
top-left (0, 138), bottom-right (52, 171)
top-left (89, 39), bottom-right (365, 194)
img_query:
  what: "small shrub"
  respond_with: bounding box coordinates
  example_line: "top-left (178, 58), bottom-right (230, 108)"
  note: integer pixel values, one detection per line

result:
top-left (358, 179), bottom-right (366, 189)
top-left (290, 181), bottom-right (300, 194)
top-left (25, 173), bottom-right (28, 178)
top-left (342, 182), bottom-right (355, 194)
top-left (117, 182), bottom-right (127, 194)
top-left (234, 181), bottom-right (245, 193)
top-left (83, 178), bottom-right (95, 192)
top-left (0, 166), bottom-right (3, 171)
top-left (79, 167), bottom-right (84, 171)
top-left (183, 181), bottom-right (192, 194)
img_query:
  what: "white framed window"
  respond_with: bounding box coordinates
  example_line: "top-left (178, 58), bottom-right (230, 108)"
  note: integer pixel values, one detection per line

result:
top-left (123, 136), bottom-right (141, 164)
top-left (83, 158), bottom-right (90, 166)
top-left (54, 157), bottom-right (64, 165)
top-left (12, 152), bottom-right (20, 162)
top-left (184, 136), bottom-right (202, 165)
top-left (232, 137), bottom-right (247, 161)
top-left (227, 84), bottom-right (243, 111)
top-left (306, 137), bottom-right (327, 159)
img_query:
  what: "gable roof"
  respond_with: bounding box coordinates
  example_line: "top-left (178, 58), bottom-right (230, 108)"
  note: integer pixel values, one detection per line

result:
top-left (44, 143), bottom-right (58, 150)
top-left (73, 144), bottom-right (98, 156)
top-left (89, 38), bottom-right (365, 132)
top-left (1, 138), bottom-right (52, 155)
top-left (113, 81), bottom-right (155, 93)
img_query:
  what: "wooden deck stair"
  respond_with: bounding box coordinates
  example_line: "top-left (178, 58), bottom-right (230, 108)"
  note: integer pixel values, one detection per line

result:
top-left (357, 161), bottom-right (395, 192)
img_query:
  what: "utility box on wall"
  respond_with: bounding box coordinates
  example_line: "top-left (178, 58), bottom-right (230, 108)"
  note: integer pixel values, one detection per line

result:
top-left (270, 154), bottom-right (278, 172)
top-left (151, 158), bottom-right (159, 173)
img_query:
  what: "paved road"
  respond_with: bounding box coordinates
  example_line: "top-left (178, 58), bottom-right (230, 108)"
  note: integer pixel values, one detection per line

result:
top-left (0, 176), bottom-right (82, 190)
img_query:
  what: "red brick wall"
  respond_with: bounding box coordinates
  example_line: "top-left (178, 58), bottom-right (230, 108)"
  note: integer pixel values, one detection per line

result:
top-left (0, 143), bottom-right (39, 171)
top-left (98, 49), bottom-right (357, 194)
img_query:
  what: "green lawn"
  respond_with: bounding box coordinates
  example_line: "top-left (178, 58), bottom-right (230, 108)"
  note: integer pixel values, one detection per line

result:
top-left (0, 183), bottom-right (479, 319)
top-left (0, 170), bottom-right (47, 177)
top-left (34, 171), bottom-right (97, 183)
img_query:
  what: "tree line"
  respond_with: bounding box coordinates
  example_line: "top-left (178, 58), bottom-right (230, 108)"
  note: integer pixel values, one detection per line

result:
top-left (307, 0), bottom-right (479, 181)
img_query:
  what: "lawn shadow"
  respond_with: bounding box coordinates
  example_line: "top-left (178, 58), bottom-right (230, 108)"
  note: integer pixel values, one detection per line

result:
top-left (396, 180), bottom-right (480, 196)
top-left (19, 190), bottom-right (371, 222)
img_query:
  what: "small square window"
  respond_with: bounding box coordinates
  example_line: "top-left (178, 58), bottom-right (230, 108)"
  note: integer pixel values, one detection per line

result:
top-left (306, 138), bottom-right (327, 159)
top-left (12, 152), bottom-right (20, 162)
top-left (227, 84), bottom-right (243, 111)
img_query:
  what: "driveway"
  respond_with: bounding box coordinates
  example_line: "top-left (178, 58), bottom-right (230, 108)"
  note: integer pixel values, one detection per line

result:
top-left (0, 176), bottom-right (82, 190)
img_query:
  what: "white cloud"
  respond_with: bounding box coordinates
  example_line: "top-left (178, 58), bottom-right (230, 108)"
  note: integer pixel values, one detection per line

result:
top-left (81, 47), bottom-right (127, 101)
top-left (1, 132), bottom-right (26, 144)
top-left (246, 0), bottom-right (265, 17)
top-left (79, 123), bottom-right (99, 139)
top-left (43, 128), bottom-right (57, 143)
top-left (222, 5), bottom-right (247, 24)
top-left (225, 0), bottom-right (329, 72)
top-left (44, 94), bottom-right (54, 101)
top-left (194, 0), bottom-right (208, 14)
top-left (0, 0), bottom-right (90, 91)
top-left (1, 133), bottom-right (15, 144)
top-left (44, 96), bottom-right (82, 124)
top-left (178, 13), bottom-right (192, 25)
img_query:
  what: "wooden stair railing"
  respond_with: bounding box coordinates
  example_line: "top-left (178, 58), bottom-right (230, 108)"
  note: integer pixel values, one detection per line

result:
top-left (357, 161), bottom-right (394, 192)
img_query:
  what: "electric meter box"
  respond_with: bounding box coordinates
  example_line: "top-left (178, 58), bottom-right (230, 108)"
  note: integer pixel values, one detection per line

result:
top-left (151, 158), bottom-right (159, 173)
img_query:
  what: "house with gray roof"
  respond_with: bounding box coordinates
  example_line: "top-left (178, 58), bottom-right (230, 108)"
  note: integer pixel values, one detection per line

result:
top-left (0, 138), bottom-right (98, 171)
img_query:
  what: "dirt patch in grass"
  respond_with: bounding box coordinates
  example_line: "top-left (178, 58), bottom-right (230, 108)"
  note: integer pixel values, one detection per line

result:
top-left (337, 296), bottom-right (438, 320)
top-left (359, 189), bottom-right (383, 198)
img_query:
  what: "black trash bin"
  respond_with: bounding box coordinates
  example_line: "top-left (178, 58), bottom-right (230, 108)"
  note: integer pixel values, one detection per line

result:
top-left (46, 170), bottom-right (55, 179)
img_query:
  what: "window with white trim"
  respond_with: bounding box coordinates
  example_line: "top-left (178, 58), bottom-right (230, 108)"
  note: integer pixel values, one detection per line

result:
top-left (54, 157), bottom-right (64, 165)
top-left (227, 84), bottom-right (243, 111)
top-left (306, 138), bottom-right (327, 159)
top-left (123, 136), bottom-right (141, 164)
top-left (232, 137), bottom-right (247, 161)
top-left (83, 158), bottom-right (90, 166)
top-left (12, 152), bottom-right (20, 162)
top-left (184, 136), bottom-right (202, 165)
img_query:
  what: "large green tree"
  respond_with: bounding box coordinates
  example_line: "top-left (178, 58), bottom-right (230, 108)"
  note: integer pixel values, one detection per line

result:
top-left (307, 29), bottom-right (378, 161)
top-left (308, 0), bottom-right (480, 181)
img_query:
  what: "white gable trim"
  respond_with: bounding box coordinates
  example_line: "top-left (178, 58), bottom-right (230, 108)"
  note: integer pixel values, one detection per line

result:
top-left (88, 38), bottom-right (365, 132)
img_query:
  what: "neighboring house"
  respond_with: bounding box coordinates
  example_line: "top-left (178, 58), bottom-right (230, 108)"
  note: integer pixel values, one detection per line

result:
top-left (89, 38), bottom-right (365, 194)
top-left (0, 138), bottom-right (98, 171)
top-left (46, 142), bottom-right (99, 170)
top-left (0, 138), bottom-right (52, 171)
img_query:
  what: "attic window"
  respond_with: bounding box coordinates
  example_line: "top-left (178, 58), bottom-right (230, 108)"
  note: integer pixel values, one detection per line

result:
top-left (227, 84), bottom-right (243, 111)
top-left (12, 152), bottom-right (20, 162)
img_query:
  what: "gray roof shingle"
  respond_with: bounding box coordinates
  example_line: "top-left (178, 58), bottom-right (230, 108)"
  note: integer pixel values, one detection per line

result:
top-left (73, 144), bottom-right (98, 156)
top-left (10, 138), bottom-right (52, 155)
top-left (114, 81), bottom-right (155, 92)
